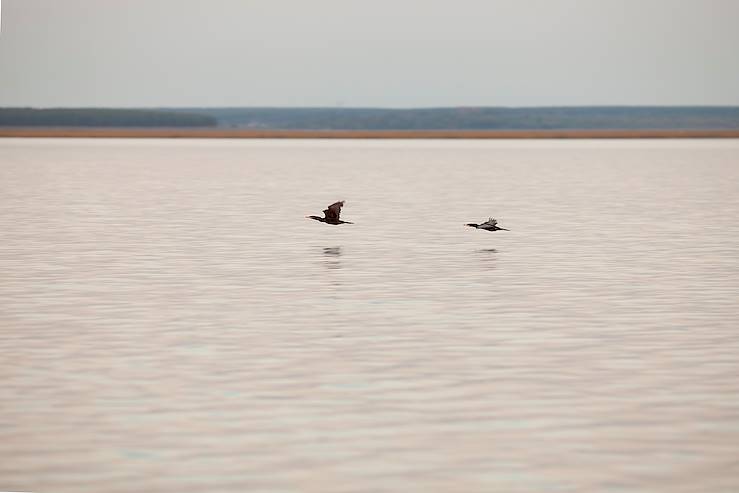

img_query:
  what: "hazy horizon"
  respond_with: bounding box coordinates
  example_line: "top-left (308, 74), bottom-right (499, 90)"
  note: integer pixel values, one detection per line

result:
top-left (1, 0), bottom-right (738, 108)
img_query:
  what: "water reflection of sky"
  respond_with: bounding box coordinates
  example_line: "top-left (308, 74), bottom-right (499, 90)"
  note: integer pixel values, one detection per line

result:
top-left (2, 139), bottom-right (739, 493)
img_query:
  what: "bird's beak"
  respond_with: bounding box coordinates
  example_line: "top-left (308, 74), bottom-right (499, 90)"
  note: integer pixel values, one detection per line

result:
top-left (499, 227), bottom-right (510, 231)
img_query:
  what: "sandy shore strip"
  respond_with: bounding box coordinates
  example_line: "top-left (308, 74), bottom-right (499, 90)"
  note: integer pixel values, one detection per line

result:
top-left (1, 128), bottom-right (738, 139)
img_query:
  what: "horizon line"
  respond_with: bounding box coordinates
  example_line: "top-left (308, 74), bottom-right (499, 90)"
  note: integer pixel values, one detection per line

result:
top-left (3, 104), bottom-right (739, 111)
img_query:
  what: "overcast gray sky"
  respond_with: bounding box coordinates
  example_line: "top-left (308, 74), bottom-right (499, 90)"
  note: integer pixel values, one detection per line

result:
top-left (1, 0), bottom-right (738, 107)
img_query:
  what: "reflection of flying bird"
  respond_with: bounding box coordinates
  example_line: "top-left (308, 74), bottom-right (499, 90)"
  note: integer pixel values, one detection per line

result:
top-left (306, 201), bottom-right (354, 225)
top-left (465, 217), bottom-right (509, 232)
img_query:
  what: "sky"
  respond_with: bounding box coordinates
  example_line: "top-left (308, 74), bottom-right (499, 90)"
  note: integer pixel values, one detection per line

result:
top-left (1, 0), bottom-right (738, 108)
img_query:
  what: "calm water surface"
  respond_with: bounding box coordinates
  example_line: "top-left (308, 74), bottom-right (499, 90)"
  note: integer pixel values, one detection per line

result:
top-left (1, 138), bottom-right (738, 492)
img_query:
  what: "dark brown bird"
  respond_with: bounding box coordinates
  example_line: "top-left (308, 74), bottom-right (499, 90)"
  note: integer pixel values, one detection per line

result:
top-left (465, 217), bottom-right (509, 232)
top-left (306, 201), bottom-right (354, 225)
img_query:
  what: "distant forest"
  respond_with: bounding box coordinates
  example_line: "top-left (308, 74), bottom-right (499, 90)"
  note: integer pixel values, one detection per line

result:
top-left (2, 106), bottom-right (738, 130)
top-left (0, 108), bottom-right (217, 127)
top-left (178, 107), bottom-right (739, 130)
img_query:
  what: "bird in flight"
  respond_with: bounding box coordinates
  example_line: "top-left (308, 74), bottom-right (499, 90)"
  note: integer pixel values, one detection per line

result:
top-left (306, 201), bottom-right (354, 225)
top-left (465, 217), bottom-right (509, 232)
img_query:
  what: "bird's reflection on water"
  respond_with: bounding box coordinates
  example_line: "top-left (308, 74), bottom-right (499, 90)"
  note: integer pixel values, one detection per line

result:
top-left (322, 246), bottom-right (342, 270)
top-left (475, 248), bottom-right (498, 268)
top-left (323, 247), bottom-right (342, 256)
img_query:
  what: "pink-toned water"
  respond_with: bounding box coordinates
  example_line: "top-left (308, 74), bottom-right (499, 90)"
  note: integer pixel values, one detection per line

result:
top-left (2, 138), bottom-right (738, 492)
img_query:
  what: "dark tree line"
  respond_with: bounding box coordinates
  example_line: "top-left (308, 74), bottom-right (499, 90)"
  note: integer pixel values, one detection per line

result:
top-left (0, 108), bottom-right (217, 127)
top-left (179, 106), bottom-right (739, 130)
top-left (2, 106), bottom-right (738, 130)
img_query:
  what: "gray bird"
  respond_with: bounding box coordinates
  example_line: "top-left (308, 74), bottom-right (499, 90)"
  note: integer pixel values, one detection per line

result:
top-left (465, 217), bottom-right (509, 232)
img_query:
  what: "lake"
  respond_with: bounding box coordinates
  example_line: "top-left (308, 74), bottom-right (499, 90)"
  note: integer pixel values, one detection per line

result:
top-left (1, 138), bottom-right (738, 492)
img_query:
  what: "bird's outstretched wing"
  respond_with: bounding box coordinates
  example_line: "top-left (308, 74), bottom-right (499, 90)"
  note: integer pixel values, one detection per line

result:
top-left (481, 217), bottom-right (498, 227)
top-left (323, 201), bottom-right (344, 221)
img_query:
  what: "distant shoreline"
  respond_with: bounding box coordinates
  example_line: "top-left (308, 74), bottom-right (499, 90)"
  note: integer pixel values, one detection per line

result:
top-left (1, 128), bottom-right (738, 139)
